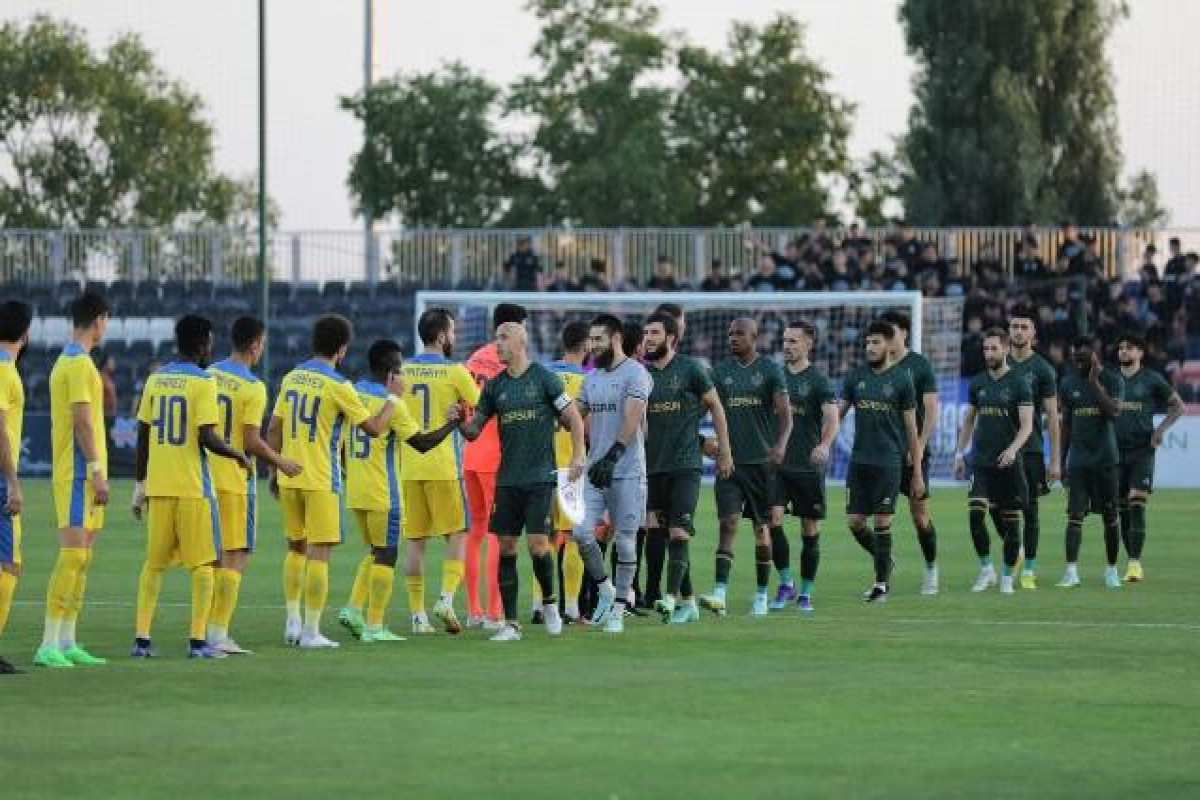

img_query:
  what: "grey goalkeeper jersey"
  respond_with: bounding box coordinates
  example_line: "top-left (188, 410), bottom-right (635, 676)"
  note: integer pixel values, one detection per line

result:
top-left (579, 357), bottom-right (652, 479)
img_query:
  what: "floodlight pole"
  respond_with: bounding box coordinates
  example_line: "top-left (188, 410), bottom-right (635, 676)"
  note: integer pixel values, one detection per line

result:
top-left (363, 0), bottom-right (379, 285)
top-left (258, 0), bottom-right (270, 382)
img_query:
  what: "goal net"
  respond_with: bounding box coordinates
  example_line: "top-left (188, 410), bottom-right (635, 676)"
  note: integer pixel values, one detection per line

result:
top-left (414, 291), bottom-right (964, 482)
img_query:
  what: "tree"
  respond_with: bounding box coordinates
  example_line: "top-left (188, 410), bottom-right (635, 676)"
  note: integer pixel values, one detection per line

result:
top-left (1117, 169), bottom-right (1168, 227)
top-left (899, 0), bottom-right (1161, 226)
top-left (847, 149), bottom-right (905, 227)
top-left (0, 15), bottom-right (242, 228)
top-left (672, 14), bottom-right (853, 226)
top-left (342, 63), bottom-right (520, 227)
top-left (506, 0), bottom-right (687, 226)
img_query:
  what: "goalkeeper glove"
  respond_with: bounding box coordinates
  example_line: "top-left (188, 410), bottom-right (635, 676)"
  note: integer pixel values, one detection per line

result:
top-left (131, 481), bottom-right (147, 520)
top-left (587, 442), bottom-right (626, 489)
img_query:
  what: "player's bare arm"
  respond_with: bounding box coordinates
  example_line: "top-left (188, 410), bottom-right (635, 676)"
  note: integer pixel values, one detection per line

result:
top-left (811, 401), bottom-right (839, 468)
top-left (1088, 354), bottom-right (1119, 418)
top-left (1151, 391), bottom-right (1185, 448)
top-left (131, 421), bottom-right (150, 519)
top-left (0, 407), bottom-right (20, 515)
top-left (701, 388), bottom-right (733, 479)
top-left (999, 404), bottom-right (1034, 468)
top-left (903, 408), bottom-right (924, 497)
top-left (769, 389), bottom-right (792, 466)
top-left (199, 425), bottom-right (252, 470)
top-left (1044, 395), bottom-right (1062, 482)
top-left (404, 405), bottom-right (461, 453)
top-left (954, 405), bottom-right (978, 480)
top-left (243, 423), bottom-right (301, 478)
top-left (920, 390), bottom-right (939, 453)
top-left (72, 400), bottom-right (107, 506)
top-left (560, 400), bottom-right (587, 482)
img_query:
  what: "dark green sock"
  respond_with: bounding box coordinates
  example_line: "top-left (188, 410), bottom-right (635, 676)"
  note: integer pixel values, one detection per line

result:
top-left (1023, 499), bottom-right (1040, 559)
top-left (1130, 501), bottom-right (1147, 559)
top-left (916, 523), bottom-right (937, 566)
top-left (969, 505), bottom-right (991, 560)
top-left (1065, 518), bottom-right (1083, 563)
top-left (770, 525), bottom-right (790, 570)
top-left (1001, 512), bottom-right (1021, 569)
top-left (644, 527), bottom-right (667, 600)
top-left (1118, 504), bottom-right (1132, 555)
top-left (532, 551), bottom-right (557, 606)
top-left (754, 544), bottom-right (771, 591)
top-left (1102, 512), bottom-right (1121, 566)
top-left (666, 538), bottom-right (689, 596)
top-left (681, 563), bottom-right (693, 598)
top-left (850, 526), bottom-right (874, 556)
top-left (872, 528), bottom-right (893, 584)
top-left (800, 535), bottom-right (820, 583)
top-left (498, 554), bottom-right (519, 621)
top-left (715, 549), bottom-right (733, 587)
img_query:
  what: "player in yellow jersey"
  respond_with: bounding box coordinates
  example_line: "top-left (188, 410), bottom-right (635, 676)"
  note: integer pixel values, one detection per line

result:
top-left (206, 316), bottom-right (302, 654)
top-left (339, 339), bottom-right (462, 642)
top-left (268, 314), bottom-right (402, 649)
top-left (0, 301), bottom-right (31, 674)
top-left (34, 291), bottom-right (111, 669)
top-left (399, 309), bottom-right (479, 634)
top-left (129, 316), bottom-right (252, 659)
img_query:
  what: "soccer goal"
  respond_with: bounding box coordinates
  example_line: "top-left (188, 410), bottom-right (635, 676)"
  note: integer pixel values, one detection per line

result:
top-left (414, 290), bottom-right (964, 481)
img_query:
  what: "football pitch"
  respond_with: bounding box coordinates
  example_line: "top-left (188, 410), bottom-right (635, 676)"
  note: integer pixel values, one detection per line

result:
top-left (2, 481), bottom-right (1198, 799)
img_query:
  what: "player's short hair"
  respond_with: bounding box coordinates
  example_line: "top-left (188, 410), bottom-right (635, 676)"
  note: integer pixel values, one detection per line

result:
top-left (418, 308), bottom-right (454, 346)
top-left (231, 316), bottom-right (266, 353)
top-left (0, 300), bottom-right (33, 343)
top-left (175, 314), bottom-right (213, 359)
top-left (71, 290), bottom-right (109, 330)
top-left (367, 339), bottom-right (403, 375)
top-left (1009, 305), bottom-right (1037, 326)
top-left (492, 302), bottom-right (527, 331)
top-left (644, 311), bottom-right (678, 339)
top-left (865, 320), bottom-right (895, 340)
top-left (561, 320), bottom-right (588, 353)
top-left (1118, 331), bottom-right (1146, 351)
top-left (654, 302), bottom-right (683, 321)
top-left (879, 310), bottom-right (910, 335)
top-left (786, 319), bottom-right (816, 339)
top-left (312, 314), bottom-right (353, 357)
top-left (983, 327), bottom-right (1009, 345)
top-left (591, 313), bottom-right (623, 338)
top-left (622, 320), bottom-right (643, 354)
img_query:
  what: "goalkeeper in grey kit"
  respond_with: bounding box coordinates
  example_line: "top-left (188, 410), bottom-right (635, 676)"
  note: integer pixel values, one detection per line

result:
top-left (570, 314), bottom-right (654, 634)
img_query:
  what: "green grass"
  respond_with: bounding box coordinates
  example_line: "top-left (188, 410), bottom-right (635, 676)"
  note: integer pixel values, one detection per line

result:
top-left (2, 481), bottom-right (1199, 799)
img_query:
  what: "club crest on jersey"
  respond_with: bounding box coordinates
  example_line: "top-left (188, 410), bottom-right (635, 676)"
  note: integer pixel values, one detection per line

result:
top-left (857, 381), bottom-right (866, 391)
top-left (498, 392), bottom-right (507, 403)
top-left (525, 385), bottom-right (538, 400)
top-left (882, 384), bottom-right (895, 398)
top-left (751, 373), bottom-right (764, 388)
top-left (668, 375), bottom-right (681, 390)
top-left (724, 376), bottom-right (733, 385)
top-left (998, 389), bottom-right (1010, 402)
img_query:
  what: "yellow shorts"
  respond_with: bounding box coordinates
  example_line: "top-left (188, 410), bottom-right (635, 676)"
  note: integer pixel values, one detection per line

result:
top-left (280, 488), bottom-right (344, 546)
top-left (401, 480), bottom-right (467, 538)
top-left (53, 478), bottom-right (106, 531)
top-left (145, 496), bottom-right (221, 569)
top-left (352, 508), bottom-right (401, 549)
top-left (216, 489), bottom-right (258, 553)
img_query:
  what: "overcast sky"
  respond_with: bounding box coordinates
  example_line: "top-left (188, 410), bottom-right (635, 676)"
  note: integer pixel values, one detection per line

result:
top-left (7, 0), bottom-right (1200, 228)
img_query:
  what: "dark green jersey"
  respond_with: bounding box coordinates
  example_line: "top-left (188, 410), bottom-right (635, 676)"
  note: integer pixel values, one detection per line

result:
top-left (1007, 351), bottom-right (1057, 455)
top-left (475, 362), bottom-right (571, 486)
top-left (782, 364), bottom-right (836, 473)
top-left (892, 350), bottom-right (937, 436)
top-left (711, 355), bottom-right (787, 465)
top-left (843, 364), bottom-right (916, 467)
top-left (646, 354), bottom-right (714, 474)
top-left (967, 368), bottom-right (1033, 467)
top-left (1115, 367), bottom-right (1174, 451)
top-left (1060, 368), bottom-right (1124, 469)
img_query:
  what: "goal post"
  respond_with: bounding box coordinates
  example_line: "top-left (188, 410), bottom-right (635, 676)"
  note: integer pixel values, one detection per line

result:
top-left (414, 290), bottom-right (964, 481)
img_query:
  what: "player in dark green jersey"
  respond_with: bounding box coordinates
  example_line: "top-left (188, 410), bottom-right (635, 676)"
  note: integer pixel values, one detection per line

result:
top-left (839, 321), bottom-right (923, 603)
top-left (1115, 332), bottom-right (1183, 583)
top-left (879, 311), bottom-right (941, 595)
top-left (770, 320), bottom-right (838, 613)
top-left (641, 311), bottom-right (733, 624)
top-left (699, 317), bottom-right (791, 617)
top-left (954, 329), bottom-right (1034, 594)
top-left (1057, 336), bottom-right (1124, 589)
top-left (1005, 308), bottom-right (1062, 589)
top-left (458, 322), bottom-right (586, 641)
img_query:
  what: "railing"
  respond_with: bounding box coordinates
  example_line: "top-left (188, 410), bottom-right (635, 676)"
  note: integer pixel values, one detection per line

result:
top-left (0, 226), bottom-right (1185, 288)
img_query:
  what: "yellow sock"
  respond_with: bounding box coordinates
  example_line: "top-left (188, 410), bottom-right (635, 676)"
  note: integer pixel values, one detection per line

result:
top-left (42, 548), bottom-right (86, 648)
top-left (0, 571), bottom-right (16, 637)
top-left (210, 568), bottom-right (242, 631)
top-left (349, 555), bottom-right (372, 611)
top-left (189, 566), bottom-right (215, 641)
top-left (440, 559), bottom-right (464, 599)
top-left (135, 563), bottom-right (164, 639)
top-left (366, 564), bottom-right (395, 628)
top-left (283, 550), bottom-right (306, 618)
top-left (563, 540), bottom-right (584, 606)
top-left (405, 574), bottom-right (425, 614)
top-left (303, 559), bottom-right (329, 634)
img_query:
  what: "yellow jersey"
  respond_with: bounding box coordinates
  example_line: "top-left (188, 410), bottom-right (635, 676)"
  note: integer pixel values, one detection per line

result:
top-left (399, 354), bottom-right (479, 481)
top-left (550, 361), bottom-right (586, 467)
top-left (0, 351), bottom-right (23, 473)
top-left (136, 363), bottom-right (220, 499)
top-left (209, 359), bottom-right (267, 496)
top-left (50, 342), bottom-right (106, 484)
top-left (272, 359), bottom-right (372, 493)
top-left (346, 380), bottom-right (421, 512)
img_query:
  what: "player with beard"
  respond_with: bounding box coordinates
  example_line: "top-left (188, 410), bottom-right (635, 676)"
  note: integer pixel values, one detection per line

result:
top-left (1057, 336), bottom-right (1124, 589)
top-left (699, 317), bottom-right (791, 617)
top-left (568, 314), bottom-right (653, 633)
top-left (1114, 332), bottom-right (1183, 582)
top-left (954, 329), bottom-right (1034, 594)
top-left (1004, 308), bottom-right (1062, 589)
top-left (839, 321), bottom-right (923, 603)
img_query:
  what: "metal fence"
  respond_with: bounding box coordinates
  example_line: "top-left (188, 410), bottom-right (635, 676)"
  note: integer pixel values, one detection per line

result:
top-left (0, 226), bottom-right (1181, 288)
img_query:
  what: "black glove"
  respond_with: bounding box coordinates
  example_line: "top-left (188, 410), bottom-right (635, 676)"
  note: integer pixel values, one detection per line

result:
top-left (587, 442), bottom-right (626, 489)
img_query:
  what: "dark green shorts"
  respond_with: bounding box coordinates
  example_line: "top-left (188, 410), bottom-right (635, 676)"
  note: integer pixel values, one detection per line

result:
top-left (968, 465), bottom-right (1028, 511)
top-left (1118, 449), bottom-right (1155, 495)
top-left (1021, 451), bottom-right (1050, 497)
top-left (647, 470), bottom-right (701, 534)
top-left (714, 463), bottom-right (775, 526)
top-left (491, 483), bottom-right (555, 537)
top-left (1066, 467), bottom-right (1119, 517)
top-left (846, 461), bottom-right (901, 516)
top-left (900, 450), bottom-right (932, 500)
top-left (773, 468), bottom-right (826, 520)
